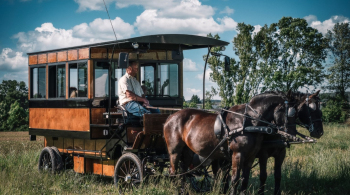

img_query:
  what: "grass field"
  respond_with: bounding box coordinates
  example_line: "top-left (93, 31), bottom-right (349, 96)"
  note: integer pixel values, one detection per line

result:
top-left (0, 124), bottom-right (349, 195)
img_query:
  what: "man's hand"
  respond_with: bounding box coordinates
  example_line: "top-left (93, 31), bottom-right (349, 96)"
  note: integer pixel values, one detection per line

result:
top-left (143, 99), bottom-right (150, 107)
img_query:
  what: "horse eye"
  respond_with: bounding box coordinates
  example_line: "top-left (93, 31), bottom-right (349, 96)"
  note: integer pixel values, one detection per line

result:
top-left (288, 107), bottom-right (296, 117)
top-left (309, 103), bottom-right (316, 111)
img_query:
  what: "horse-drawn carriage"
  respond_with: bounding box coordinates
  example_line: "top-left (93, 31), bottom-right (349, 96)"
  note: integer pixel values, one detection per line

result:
top-left (28, 34), bottom-right (323, 194)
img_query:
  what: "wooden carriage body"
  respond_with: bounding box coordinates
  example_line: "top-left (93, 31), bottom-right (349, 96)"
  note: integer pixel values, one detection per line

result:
top-left (27, 34), bottom-right (228, 177)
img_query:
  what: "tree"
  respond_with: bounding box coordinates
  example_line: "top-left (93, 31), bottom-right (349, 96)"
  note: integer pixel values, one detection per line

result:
top-left (260, 17), bottom-right (327, 91)
top-left (204, 87), bottom-right (218, 109)
top-left (0, 80), bottom-right (28, 131)
top-left (324, 22), bottom-right (350, 102)
top-left (190, 94), bottom-right (201, 104)
top-left (7, 101), bottom-right (28, 131)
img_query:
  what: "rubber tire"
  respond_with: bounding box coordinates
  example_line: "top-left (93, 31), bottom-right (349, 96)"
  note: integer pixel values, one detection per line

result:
top-left (114, 153), bottom-right (143, 194)
top-left (189, 166), bottom-right (213, 193)
top-left (38, 147), bottom-right (57, 173)
top-left (51, 146), bottom-right (64, 171)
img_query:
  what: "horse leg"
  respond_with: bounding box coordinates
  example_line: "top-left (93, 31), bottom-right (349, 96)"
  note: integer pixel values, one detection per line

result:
top-left (168, 142), bottom-right (186, 175)
top-left (258, 155), bottom-right (268, 195)
top-left (231, 152), bottom-right (242, 195)
top-left (274, 149), bottom-right (286, 195)
top-left (240, 159), bottom-right (254, 194)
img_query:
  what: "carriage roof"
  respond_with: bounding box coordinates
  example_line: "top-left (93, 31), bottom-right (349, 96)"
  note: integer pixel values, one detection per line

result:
top-left (27, 34), bottom-right (229, 55)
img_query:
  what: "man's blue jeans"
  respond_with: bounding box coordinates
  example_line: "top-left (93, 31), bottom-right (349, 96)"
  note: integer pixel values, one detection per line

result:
top-left (124, 101), bottom-right (160, 117)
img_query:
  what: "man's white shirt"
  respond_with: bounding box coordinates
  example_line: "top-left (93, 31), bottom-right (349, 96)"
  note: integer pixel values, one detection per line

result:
top-left (118, 72), bottom-right (144, 105)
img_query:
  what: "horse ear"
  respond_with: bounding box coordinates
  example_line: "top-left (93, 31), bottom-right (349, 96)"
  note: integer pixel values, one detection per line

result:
top-left (309, 90), bottom-right (320, 99)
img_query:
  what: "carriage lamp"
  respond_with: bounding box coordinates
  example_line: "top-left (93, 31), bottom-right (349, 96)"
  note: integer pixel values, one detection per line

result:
top-left (132, 42), bottom-right (139, 49)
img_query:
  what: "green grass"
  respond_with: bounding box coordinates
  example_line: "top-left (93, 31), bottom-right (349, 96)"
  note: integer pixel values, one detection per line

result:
top-left (0, 124), bottom-right (349, 194)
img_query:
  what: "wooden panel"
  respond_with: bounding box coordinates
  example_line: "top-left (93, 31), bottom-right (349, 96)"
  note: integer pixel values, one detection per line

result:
top-left (167, 51), bottom-right (172, 60)
top-left (28, 66), bottom-right (31, 100)
top-left (85, 140), bottom-right (96, 156)
top-left (64, 138), bottom-right (73, 153)
top-left (74, 156), bottom-right (85, 173)
top-left (38, 54), bottom-right (47, 64)
top-left (103, 160), bottom-right (115, 177)
top-left (79, 48), bottom-right (89, 59)
top-left (138, 51), bottom-right (167, 60)
top-left (127, 127), bottom-right (143, 144)
top-left (57, 51), bottom-right (67, 62)
top-left (88, 60), bottom-right (93, 99)
top-left (91, 108), bottom-right (105, 124)
top-left (48, 53), bottom-right (57, 63)
top-left (29, 55), bottom-right (38, 65)
top-left (85, 158), bottom-right (93, 174)
top-left (68, 50), bottom-right (78, 61)
top-left (74, 139), bottom-right (84, 150)
top-left (91, 48), bottom-right (107, 59)
top-left (93, 159), bottom-right (103, 175)
top-left (66, 62), bottom-right (69, 99)
top-left (45, 136), bottom-right (53, 147)
top-left (29, 108), bottom-right (90, 131)
top-left (143, 114), bottom-right (170, 134)
top-left (46, 65), bottom-right (48, 99)
top-left (54, 137), bottom-right (64, 152)
top-left (96, 140), bottom-right (106, 152)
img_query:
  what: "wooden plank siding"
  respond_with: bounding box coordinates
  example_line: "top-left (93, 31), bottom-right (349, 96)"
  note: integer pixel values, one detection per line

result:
top-left (48, 53), bottom-right (57, 63)
top-left (57, 51), bottom-right (67, 62)
top-left (79, 48), bottom-right (89, 59)
top-left (29, 55), bottom-right (38, 65)
top-left (68, 50), bottom-right (78, 61)
top-left (38, 54), bottom-right (47, 64)
top-left (29, 108), bottom-right (90, 131)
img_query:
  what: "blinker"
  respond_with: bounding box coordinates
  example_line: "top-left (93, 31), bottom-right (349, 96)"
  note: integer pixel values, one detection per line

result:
top-left (288, 107), bottom-right (296, 117)
top-left (309, 102), bottom-right (316, 111)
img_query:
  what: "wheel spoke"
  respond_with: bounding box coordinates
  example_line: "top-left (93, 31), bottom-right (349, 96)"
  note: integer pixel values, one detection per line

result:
top-left (119, 166), bottom-right (127, 176)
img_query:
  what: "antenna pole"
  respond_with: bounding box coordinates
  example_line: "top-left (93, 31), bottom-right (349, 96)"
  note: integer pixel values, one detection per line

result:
top-left (203, 47), bottom-right (211, 109)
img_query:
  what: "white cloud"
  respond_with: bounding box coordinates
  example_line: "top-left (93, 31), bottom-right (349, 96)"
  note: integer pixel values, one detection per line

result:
top-left (135, 10), bottom-right (237, 35)
top-left (252, 25), bottom-right (262, 35)
top-left (183, 58), bottom-right (198, 71)
top-left (196, 68), bottom-right (213, 83)
top-left (158, 0), bottom-right (214, 19)
top-left (0, 48), bottom-right (27, 71)
top-left (305, 15), bottom-right (350, 34)
top-left (74, 0), bottom-right (113, 12)
top-left (186, 88), bottom-right (201, 94)
top-left (13, 18), bottom-right (134, 53)
top-left (219, 6), bottom-right (234, 15)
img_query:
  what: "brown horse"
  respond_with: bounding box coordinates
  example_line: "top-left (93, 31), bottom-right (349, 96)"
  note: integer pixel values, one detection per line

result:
top-left (163, 91), bottom-right (297, 194)
top-left (256, 90), bottom-right (324, 195)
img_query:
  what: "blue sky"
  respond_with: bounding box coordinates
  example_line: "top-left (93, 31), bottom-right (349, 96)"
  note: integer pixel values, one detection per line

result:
top-left (1, 0), bottom-right (349, 100)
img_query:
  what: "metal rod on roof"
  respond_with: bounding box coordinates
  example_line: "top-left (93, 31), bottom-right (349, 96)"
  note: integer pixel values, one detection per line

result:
top-left (203, 47), bottom-right (211, 109)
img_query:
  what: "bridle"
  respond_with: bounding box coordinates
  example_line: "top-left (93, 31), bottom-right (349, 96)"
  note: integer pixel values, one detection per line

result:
top-left (273, 100), bottom-right (298, 133)
top-left (296, 93), bottom-right (322, 133)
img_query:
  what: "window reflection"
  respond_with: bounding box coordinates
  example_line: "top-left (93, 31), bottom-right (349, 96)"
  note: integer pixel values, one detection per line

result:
top-left (69, 62), bottom-right (87, 98)
top-left (31, 67), bottom-right (46, 98)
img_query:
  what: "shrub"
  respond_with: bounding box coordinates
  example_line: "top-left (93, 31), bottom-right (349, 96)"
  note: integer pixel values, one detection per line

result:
top-left (321, 99), bottom-right (347, 123)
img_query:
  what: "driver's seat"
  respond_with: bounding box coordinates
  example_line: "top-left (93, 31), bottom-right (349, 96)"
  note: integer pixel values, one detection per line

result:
top-left (115, 100), bottom-right (143, 126)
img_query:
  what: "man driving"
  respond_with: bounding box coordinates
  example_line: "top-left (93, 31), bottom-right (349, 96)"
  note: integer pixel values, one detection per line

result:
top-left (118, 61), bottom-right (160, 116)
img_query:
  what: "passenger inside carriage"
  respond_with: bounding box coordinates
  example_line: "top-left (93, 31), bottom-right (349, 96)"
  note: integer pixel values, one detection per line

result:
top-left (118, 61), bottom-right (160, 117)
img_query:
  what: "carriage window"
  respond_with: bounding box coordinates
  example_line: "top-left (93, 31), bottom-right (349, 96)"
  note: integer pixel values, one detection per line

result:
top-left (141, 65), bottom-right (155, 96)
top-left (94, 63), bottom-right (109, 97)
top-left (69, 62), bottom-right (87, 98)
top-left (49, 65), bottom-right (66, 98)
top-left (115, 67), bottom-right (126, 97)
top-left (158, 63), bottom-right (178, 97)
top-left (30, 67), bottom-right (46, 98)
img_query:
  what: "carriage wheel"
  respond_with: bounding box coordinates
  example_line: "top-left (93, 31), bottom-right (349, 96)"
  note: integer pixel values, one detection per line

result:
top-left (38, 147), bottom-right (57, 173)
top-left (51, 146), bottom-right (64, 171)
top-left (189, 165), bottom-right (213, 193)
top-left (114, 153), bottom-right (143, 193)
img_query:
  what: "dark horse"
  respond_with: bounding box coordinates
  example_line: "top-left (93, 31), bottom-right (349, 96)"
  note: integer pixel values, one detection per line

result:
top-left (256, 90), bottom-right (324, 195)
top-left (163, 91), bottom-right (297, 194)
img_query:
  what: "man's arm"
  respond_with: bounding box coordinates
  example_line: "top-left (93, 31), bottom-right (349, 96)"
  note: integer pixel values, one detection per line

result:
top-left (126, 90), bottom-right (149, 106)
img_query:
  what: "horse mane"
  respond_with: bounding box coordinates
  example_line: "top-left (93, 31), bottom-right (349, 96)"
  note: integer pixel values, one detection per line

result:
top-left (252, 90), bottom-right (320, 104)
top-left (251, 90), bottom-right (288, 101)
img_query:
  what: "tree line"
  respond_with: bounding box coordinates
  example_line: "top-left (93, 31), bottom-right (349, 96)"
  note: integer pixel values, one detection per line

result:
top-left (0, 80), bottom-right (29, 131)
top-left (186, 17), bottom-right (349, 122)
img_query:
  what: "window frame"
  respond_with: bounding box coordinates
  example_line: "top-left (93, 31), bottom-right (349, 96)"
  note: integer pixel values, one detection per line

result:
top-left (48, 63), bottom-right (66, 99)
top-left (68, 60), bottom-right (89, 99)
top-left (30, 64), bottom-right (47, 99)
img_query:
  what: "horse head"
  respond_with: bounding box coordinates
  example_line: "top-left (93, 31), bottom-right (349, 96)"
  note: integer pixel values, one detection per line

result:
top-left (247, 90), bottom-right (298, 136)
top-left (294, 90), bottom-right (323, 138)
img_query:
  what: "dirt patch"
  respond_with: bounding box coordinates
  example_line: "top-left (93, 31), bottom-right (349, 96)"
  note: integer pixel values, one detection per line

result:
top-left (0, 131), bottom-right (44, 142)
